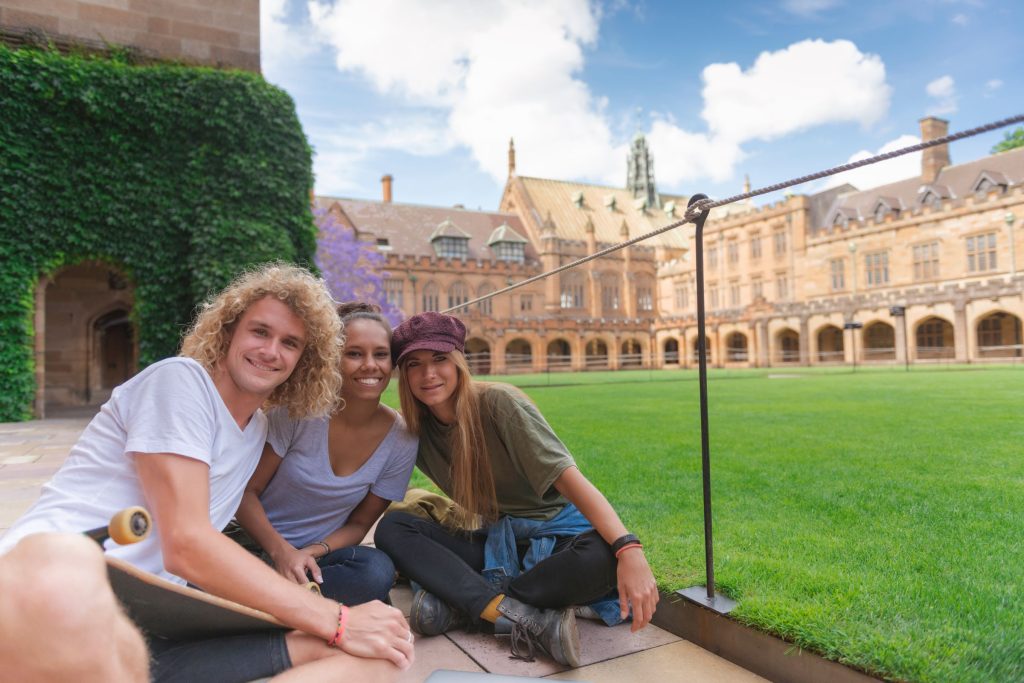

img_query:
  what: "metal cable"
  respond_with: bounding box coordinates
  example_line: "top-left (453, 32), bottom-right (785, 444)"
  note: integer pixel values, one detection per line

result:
top-left (443, 113), bottom-right (1023, 314)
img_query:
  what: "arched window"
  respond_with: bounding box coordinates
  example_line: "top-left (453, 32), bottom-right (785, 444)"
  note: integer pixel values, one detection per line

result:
top-left (447, 282), bottom-right (469, 310)
top-left (476, 282), bottom-right (494, 316)
top-left (421, 282), bottom-right (439, 312)
top-left (560, 272), bottom-right (585, 309)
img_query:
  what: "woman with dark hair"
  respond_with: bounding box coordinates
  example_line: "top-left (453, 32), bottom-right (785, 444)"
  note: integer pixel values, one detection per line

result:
top-left (234, 303), bottom-right (418, 605)
top-left (375, 312), bottom-right (658, 668)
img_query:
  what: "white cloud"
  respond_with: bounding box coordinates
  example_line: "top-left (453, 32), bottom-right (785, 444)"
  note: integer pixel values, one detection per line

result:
top-left (951, 13), bottom-right (969, 25)
top-left (926, 75), bottom-right (958, 115)
top-left (701, 39), bottom-right (890, 144)
top-left (261, 0), bottom-right (319, 82)
top-left (985, 79), bottom-right (1003, 96)
top-left (307, 0), bottom-right (615, 183)
top-left (781, 0), bottom-right (843, 17)
top-left (823, 134), bottom-right (921, 191)
top-left (304, 3), bottom-right (892, 196)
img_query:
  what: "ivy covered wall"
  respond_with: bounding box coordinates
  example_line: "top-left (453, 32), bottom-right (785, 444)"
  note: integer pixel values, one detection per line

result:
top-left (0, 46), bottom-right (317, 420)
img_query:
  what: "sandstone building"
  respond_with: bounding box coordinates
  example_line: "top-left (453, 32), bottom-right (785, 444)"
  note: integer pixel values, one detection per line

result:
top-left (323, 118), bottom-right (1023, 373)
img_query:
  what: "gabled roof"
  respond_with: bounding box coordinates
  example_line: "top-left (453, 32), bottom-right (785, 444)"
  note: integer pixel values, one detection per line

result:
top-left (815, 146), bottom-right (1024, 230)
top-left (507, 176), bottom-right (754, 250)
top-left (430, 218), bottom-right (472, 241)
top-left (313, 196), bottom-right (535, 261)
top-left (487, 222), bottom-right (528, 245)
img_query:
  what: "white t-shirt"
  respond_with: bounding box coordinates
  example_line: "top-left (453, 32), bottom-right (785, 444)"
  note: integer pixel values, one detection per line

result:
top-left (0, 357), bottom-right (267, 584)
top-left (261, 406), bottom-right (418, 548)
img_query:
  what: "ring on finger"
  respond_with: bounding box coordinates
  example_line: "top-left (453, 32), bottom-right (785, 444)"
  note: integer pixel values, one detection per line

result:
top-left (406, 632), bottom-right (414, 643)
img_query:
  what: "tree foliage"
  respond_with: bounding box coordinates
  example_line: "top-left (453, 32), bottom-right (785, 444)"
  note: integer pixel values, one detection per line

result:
top-left (0, 45), bottom-right (316, 420)
top-left (992, 127), bottom-right (1024, 154)
top-left (315, 210), bottom-right (404, 325)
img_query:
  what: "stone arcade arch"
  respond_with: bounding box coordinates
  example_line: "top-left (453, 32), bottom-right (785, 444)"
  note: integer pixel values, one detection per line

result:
top-left (546, 338), bottom-right (572, 371)
top-left (691, 336), bottom-right (712, 365)
top-left (466, 337), bottom-right (491, 375)
top-left (585, 339), bottom-right (609, 369)
top-left (976, 311), bottom-right (1023, 358)
top-left (863, 322), bottom-right (895, 361)
top-left (776, 328), bottom-right (799, 363)
top-left (915, 316), bottom-right (955, 360)
top-left (505, 338), bottom-right (533, 372)
top-left (726, 332), bottom-right (749, 362)
top-left (40, 262), bottom-right (136, 410)
top-left (816, 325), bottom-right (844, 363)
top-left (663, 338), bottom-right (680, 365)
top-left (620, 339), bottom-right (643, 367)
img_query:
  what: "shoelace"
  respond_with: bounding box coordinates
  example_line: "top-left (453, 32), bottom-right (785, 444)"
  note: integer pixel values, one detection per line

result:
top-left (508, 620), bottom-right (539, 662)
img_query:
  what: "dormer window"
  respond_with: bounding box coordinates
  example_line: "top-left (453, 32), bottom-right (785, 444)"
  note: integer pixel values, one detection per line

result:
top-left (872, 198), bottom-right (900, 223)
top-left (604, 195), bottom-right (617, 211)
top-left (664, 201), bottom-right (676, 217)
top-left (971, 171), bottom-right (1009, 198)
top-left (918, 184), bottom-right (951, 210)
top-left (487, 221), bottom-right (528, 264)
top-left (430, 218), bottom-right (471, 260)
top-left (572, 191), bottom-right (585, 208)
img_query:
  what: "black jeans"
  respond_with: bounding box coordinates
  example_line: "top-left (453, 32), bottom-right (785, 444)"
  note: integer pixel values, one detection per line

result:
top-left (375, 511), bottom-right (617, 624)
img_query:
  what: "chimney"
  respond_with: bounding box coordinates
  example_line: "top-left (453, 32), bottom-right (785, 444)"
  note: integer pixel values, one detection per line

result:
top-left (919, 117), bottom-right (950, 184)
top-left (508, 138), bottom-right (516, 177)
top-left (381, 174), bottom-right (393, 203)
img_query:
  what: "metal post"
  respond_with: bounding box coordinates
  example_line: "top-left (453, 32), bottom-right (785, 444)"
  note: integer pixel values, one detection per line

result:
top-left (677, 194), bottom-right (737, 614)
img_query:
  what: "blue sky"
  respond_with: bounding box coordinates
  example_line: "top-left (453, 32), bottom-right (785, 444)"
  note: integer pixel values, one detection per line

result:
top-left (261, 0), bottom-right (1022, 210)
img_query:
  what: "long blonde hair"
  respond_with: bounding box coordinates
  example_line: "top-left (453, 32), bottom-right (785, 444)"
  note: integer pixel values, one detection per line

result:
top-left (399, 350), bottom-right (497, 527)
top-left (180, 263), bottom-right (343, 419)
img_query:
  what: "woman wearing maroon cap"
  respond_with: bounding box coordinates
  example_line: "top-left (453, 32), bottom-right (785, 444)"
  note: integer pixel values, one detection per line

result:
top-left (375, 312), bottom-right (658, 668)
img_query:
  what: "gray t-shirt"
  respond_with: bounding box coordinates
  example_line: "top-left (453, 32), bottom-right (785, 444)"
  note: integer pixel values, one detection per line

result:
top-left (262, 406), bottom-right (418, 548)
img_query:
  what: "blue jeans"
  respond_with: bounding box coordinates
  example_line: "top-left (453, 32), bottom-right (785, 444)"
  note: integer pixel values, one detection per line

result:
top-left (316, 545), bottom-right (396, 605)
top-left (148, 631), bottom-right (290, 683)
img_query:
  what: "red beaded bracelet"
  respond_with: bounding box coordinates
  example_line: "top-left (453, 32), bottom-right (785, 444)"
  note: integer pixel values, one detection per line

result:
top-left (614, 542), bottom-right (643, 559)
top-left (327, 604), bottom-right (349, 648)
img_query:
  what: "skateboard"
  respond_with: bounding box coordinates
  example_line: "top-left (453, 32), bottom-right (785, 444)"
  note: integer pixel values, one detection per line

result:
top-left (87, 507), bottom-right (287, 640)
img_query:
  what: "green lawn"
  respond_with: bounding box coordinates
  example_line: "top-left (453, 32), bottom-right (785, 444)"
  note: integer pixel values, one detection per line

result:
top-left (385, 366), bottom-right (1024, 682)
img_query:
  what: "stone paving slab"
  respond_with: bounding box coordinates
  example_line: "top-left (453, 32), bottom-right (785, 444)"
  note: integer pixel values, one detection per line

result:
top-left (546, 640), bottom-right (768, 682)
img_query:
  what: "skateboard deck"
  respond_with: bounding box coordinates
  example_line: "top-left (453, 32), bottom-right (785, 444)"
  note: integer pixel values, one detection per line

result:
top-left (106, 555), bottom-right (286, 640)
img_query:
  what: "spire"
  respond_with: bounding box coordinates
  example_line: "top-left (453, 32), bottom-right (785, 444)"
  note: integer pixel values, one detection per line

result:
top-left (743, 174), bottom-right (751, 195)
top-left (508, 137), bottom-right (516, 177)
top-left (626, 133), bottom-right (659, 209)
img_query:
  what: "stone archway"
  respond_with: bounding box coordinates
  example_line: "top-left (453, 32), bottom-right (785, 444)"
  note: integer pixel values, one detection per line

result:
top-left (620, 339), bottom-right (642, 367)
top-left (863, 322), bottom-right (895, 361)
top-left (726, 332), bottom-right (748, 362)
top-left (977, 311), bottom-right (1023, 358)
top-left (505, 338), bottom-right (533, 372)
top-left (663, 338), bottom-right (680, 365)
top-left (816, 325), bottom-right (844, 363)
top-left (775, 328), bottom-right (799, 363)
top-left (466, 337), bottom-right (491, 375)
top-left (546, 338), bottom-right (572, 371)
top-left (915, 317), bottom-right (954, 360)
top-left (585, 339), bottom-right (609, 369)
top-left (42, 262), bottom-right (135, 410)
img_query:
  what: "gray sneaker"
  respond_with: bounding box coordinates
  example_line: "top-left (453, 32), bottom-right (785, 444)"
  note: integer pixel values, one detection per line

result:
top-left (409, 589), bottom-right (467, 636)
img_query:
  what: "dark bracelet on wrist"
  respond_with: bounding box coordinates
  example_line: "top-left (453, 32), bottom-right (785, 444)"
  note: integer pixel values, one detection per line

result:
top-left (610, 533), bottom-right (641, 555)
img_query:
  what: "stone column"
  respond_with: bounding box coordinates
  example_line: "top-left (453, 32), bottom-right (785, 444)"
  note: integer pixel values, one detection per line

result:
top-left (953, 299), bottom-right (968, 362)
top-left (799, 316), bottom-right (810, 366)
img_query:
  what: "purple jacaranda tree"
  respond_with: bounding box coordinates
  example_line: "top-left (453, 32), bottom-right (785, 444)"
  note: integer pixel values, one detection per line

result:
top-left (314, 209), bottom-right (404, 326)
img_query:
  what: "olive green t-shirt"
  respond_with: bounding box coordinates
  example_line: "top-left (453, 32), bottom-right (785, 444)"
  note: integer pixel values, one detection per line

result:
top-left (416, 383), bottom-right (575, 521)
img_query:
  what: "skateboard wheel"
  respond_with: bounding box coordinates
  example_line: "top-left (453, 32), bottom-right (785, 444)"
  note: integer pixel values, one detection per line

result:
top-left (109, 507), bottom-right (152, 545)
top-left (304, 582), bottom-right (322, 595)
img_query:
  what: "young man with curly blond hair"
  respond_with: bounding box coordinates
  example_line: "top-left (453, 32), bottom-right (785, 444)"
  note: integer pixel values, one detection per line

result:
top-left (0, 263), bottom-right (413, 683)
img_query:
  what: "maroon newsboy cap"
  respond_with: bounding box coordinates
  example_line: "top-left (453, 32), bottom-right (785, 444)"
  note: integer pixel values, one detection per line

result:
top-left (392, 312), bottom-right (467, 365)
